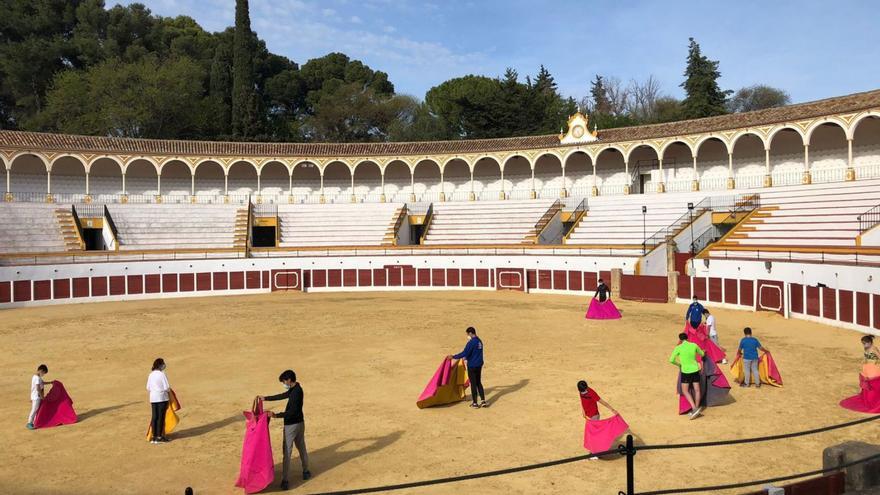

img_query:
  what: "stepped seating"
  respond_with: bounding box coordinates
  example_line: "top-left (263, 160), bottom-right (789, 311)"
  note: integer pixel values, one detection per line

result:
top-left (422, 199), bottom-right (556, 245)
top-left (565, 192), bottom-right (707, 248)
top-left (0, 203), bottom-right (73, 254)
top-left (714, 180), bottom-right (880, 249)
top-left (277, 202), bottom-right (403, 247)
top-left (108, 203), bottom-right (239, 251)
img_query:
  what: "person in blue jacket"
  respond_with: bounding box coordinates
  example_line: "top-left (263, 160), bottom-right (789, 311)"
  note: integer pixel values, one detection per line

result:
top-left (450, 327), bottom-right (486, 408)
top-left (685, 296), bottom-right (704, 329)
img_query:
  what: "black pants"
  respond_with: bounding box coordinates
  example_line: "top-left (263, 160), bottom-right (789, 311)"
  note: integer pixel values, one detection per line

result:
top-left (150, 401), bottom-right (169, 439)
top-left (467, 366), bottom-right (485, 403)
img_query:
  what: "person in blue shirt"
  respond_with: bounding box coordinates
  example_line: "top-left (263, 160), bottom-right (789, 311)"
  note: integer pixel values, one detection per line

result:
top-left (450, 327), bottom-right (486, 408)
top-left (737, 327), bottom-right (768, 388)
top-left (685, 296), bottom-right (704, 329)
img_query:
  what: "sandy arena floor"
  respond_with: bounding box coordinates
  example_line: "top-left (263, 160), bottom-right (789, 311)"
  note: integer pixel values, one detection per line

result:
top-left (1, 291), bottom-right (878, 495)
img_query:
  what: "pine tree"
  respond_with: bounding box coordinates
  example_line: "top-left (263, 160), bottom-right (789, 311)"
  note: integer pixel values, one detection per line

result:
top-left (589, 75), bottom-right (611, 115)
top-left (680, 37), bottom-right (731, 119)
top-left (231, 0), bottom-right (259, 138)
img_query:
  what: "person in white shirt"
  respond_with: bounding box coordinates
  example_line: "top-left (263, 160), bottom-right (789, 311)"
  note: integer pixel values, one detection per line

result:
top-left (27, 364), bottom-right (53, 430)
top-left (146, 358), bottom-right (171, 444)
top-left (703, 309), bottom-right (727, 364)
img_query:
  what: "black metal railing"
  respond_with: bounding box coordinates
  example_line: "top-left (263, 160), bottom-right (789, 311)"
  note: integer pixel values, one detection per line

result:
top-left (857, 203), bottom-right (880, 234)
top-left (103, 204), bottom-right (119, 250)
top-left (534, 199), bottom-right (563, 244)
top-left (419, 203), bottom-right (434, 245)
top-left (69, 204), bottom-right (85, 249)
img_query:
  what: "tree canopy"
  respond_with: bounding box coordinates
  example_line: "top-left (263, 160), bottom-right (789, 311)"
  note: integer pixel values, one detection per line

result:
top-left (0, 3), bottom-right (793, 142)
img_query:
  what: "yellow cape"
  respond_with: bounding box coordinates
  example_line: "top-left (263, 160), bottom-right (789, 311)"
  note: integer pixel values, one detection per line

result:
top-left (730, 356), bottom-right (782, 387)
top-left (146, 390), bottom-right (181, 440)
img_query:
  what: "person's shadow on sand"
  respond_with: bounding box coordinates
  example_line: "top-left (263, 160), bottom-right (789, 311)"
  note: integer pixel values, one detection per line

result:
top-left (173, 414), bottom-right (243, 439)
top-left (77, 401), bottom-right (139, 422)
top-left (484, 378), bottom-right (529, 406)
top-left (264, 430), bottom-right (404, 492)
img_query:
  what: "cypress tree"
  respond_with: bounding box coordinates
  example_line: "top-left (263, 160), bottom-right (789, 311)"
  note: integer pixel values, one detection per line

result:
top-left (232, 0), bottom-right (259, 137)
top-left (680, 37), bottom-right (731, 119)
top-left (589, 75), bottom-right (611, 115)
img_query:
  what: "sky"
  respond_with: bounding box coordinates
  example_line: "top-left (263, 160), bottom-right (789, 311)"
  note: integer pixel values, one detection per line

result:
top-left (118, 0), bottom-right (880, 104)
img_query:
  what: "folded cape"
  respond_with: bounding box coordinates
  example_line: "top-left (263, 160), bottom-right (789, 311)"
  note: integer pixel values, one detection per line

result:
top-left (33, 381), bottom-right (78, 429)
top-left (235, 398), bottom-right (274, 494)
top-left (417, 357), bottom-right (470, 409)
top-left (840, 374), bottom-right (880, 414)
top-left (146, 389), bottom-right (181, 440)
top-left (585, 299), bottom-right (622, 320)
top-left (730, 352), bottom-right (783, 387)
top-left (684, 323), bottom-right (726, 364)
top-left (678, 356), bottom-right (731, 414)
top-left (583, 414), bottom-right (629, 454)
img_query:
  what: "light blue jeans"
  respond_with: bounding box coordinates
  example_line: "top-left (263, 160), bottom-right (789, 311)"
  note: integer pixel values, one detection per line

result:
top-left (743, 358), bottom-right (760, 386)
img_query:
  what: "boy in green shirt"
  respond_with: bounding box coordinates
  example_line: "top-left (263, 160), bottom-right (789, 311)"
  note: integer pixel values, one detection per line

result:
top-left (670, 333), bottom-right (706, 419)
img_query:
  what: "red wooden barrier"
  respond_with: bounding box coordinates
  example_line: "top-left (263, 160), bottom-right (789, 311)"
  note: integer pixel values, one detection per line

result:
top-left (620, 274), bottom-right (668, 303)
top-left (757, 279), bottom-right (784, 315)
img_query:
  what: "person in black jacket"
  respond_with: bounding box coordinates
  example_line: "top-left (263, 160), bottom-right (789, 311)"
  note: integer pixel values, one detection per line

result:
top-left (259, 370), bottom-right (311, 490)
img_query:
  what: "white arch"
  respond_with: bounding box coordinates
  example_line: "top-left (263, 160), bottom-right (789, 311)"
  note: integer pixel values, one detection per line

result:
top-left (410, 158), bottom-right (438, 175)
top-left (48, 153), bottom-right (87, 172)
top-left (258, 159), bottom-right (292, 175)
top-left (767, 124), bottom-right (807, 147)
top-left (730, 130), bottom-right (768, 151)
top-left (292, 159), bottom-right (318, 172)
top-left (122, 156), bottom-right (160, 174)
top-left (353, 159), bottom-right (383, 175)
top-left (380, 158), bottom-right (414, 174)
top-left (86, 155), bottom-right (124, 174)
top-left (158, 158), bottom-right (194, 174)
top-left (470, 154), bottom-right (502, 173)
top-left (501, 153), bottom-right (532, 171)
top-left (8, 151), bottom-right (50, 172)
top-left (534, 150), bottom-right (565, 168)
top-left (226, 159), bottom-right (260, 175)
top-left (319, 159), bottom-right (353, 174)
top-left (625, 142), bottom-right (660, 164)
top-left (562, 148), bottom-right (595, 165)
top-left (694, 134), bottom-right (732, 155)
top-left (849, 111), bottom-right (880, 140)
top-left (193, 159), bottom-right (225, 174)
top-left (440, 156), bottom-right (471, 174)
top-left (592, 144), bottom-right (627, 162)
top-left (805, 117), bottom-right (849, 144)
top-left (659, 139), bottom-right (695, 158)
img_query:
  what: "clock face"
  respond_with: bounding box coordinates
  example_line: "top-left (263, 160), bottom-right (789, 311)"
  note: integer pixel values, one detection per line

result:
top-left (572, 125), bottom-right (585, 138)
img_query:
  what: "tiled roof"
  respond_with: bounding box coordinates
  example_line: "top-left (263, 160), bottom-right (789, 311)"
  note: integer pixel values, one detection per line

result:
top-left (1, 89), bottom-right (878, 158)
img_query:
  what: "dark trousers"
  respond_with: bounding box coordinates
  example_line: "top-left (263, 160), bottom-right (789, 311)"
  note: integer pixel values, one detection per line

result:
top-left (150, 401), bottom-right (169, 439)
top-left (467, 366), bottom-right (485, 403)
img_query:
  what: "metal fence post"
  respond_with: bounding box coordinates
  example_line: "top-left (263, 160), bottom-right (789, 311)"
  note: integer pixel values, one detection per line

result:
top-left (618, 434), bottom-right (635, 495)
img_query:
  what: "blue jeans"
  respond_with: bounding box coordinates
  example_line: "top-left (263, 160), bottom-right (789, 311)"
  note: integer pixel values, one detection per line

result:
top-left (743, 358), bottom-right (759, 386)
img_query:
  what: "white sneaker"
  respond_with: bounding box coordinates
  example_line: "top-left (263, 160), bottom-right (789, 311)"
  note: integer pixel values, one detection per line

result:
top-left (721, 359), bottom-right (728, 364)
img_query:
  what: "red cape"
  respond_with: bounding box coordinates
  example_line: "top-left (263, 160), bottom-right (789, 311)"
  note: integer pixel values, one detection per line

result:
top-left (235, 399), bottom-right (274, 494)
top-left (583, 414), bottom-right (629, 454)
top-left (585, 299), bottom-right (622, 320)
top-left (840, 374), bottom-right (880, 414)
top-left (33, 381), bottom-right (77, 429)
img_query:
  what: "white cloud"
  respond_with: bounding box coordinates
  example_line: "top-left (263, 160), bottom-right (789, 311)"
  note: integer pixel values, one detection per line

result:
top-left (350, 15), bottom-right (363, 24)
top-left (322, 8), bottom-right (336, 17)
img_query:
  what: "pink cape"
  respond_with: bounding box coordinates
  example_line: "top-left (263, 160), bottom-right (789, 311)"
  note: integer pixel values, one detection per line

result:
top-left (416, 357), bottom-right (470, 408)
top-left (840, 374), bottom-right (880, 414)
top-left (585, 298), bottom-right (622, 320)
top-left (684, 323), bottom-right (726, 364)
top-left (33, 381), bottom-right (77, 429)
top-left (583, 414), bottom-right (629, 454)
top-left (677, 357), bottom-right (731, 414)
top-left (235, 399), bottom-right (274, 494)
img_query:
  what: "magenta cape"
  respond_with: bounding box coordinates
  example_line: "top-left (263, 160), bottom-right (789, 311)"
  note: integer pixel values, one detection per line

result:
top-left (585, 298), bottom-right (622, 320)
top-left (583, 414), bottom-right (629, 454)
top-left (33, 381), bottom-right (77, 429)
top-left (684, 323), bottom-right (726, 364)
top-left (677, 357), bottom-right (731, 414)
top-left (235, 399), bottom-right (274, 494)
top-left (416, 357), bottom-right (470, 408)
top-left (840, 374), bottom-right (880, 414)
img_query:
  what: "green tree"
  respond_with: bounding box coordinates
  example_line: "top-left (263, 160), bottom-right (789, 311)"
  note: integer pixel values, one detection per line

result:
top-left (231, 0), bottom-right (260, 137)
top-left (727, 84), bottom-right (791, 113)
top-left (589, 75), bottom-right (612, 115)
top-left (39, 56), bottom-right (211, 138)
top-left (680, 37), bottom-right (731, 119)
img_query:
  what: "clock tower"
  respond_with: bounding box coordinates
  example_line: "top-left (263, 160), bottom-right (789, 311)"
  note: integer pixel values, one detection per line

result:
top-left (558, 111), bottom-right (599, 144)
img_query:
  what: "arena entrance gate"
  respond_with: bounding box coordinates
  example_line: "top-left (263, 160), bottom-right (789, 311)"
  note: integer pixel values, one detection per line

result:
top-left (496, 268), bottom-right (525, 291)
top-left (271, 269), bottom-right (302, 291)
top-left (757, 279), bottom-right (784, 315)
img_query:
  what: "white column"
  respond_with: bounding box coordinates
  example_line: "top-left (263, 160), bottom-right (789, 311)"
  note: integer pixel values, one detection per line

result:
top-left (190, 174), bottom-right (195, 195)
top-left (657, 157), bottom-right (664, 192)
top-left (592, 162), bottom-right (597, 188)
top-left (320, 171), bottom-right (324, 195)
top-left (804, 144), bottom-right (809, 172)
top-left (692, 155), bottom-right (698, 177)
top-left (47, 170), bottom-right (51, 194)
top-left (500, 166), bottom-right (505, 199)
top-left (122, 173), bottom-right (126, 195)
top-left (530, 166), bottom-right (535, 191)
top-left (86, 173), bottom-right (90, 195)
top-left (157, 175), bottom-right (161, 195)
top-left (288, 173), bottom-right (292, 195)
top-left (764, 148), bottom-right (770, 174)
top-left (848, 139), bottom-right (853, 168)
top-left (440, 170), bottom-right (445, 196)
top-left (380, 172), bottom-right (385, 200)
top-left (6, 167), bottom-right (10, 193)
top-left (728, 153), bottom-right (733, 177)
top-left (224, 174), bottom-right (229, 195)
top-left (257, 173), bottom-right (262, 195)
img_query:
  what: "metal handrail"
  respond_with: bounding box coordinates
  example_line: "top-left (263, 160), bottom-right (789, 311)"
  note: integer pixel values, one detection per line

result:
top-left (533, 199), bottom-right (563, 243)
top-left (641, 194), bottom-right (760, 253)
top-left (103, 204), bottom-right (119, 251)
top-left (390, 204), bottom-right (408, 246)
top-left (245, 196), bottom-right (254, 253)
top-left (857, 203), bottom-right (880, 234)
top-left (69, 204), bottom-right (85, 250)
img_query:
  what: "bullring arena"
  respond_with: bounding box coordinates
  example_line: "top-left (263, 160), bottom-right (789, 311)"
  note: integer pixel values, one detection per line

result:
top-left (2, 91), bottom-right (880, 495)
